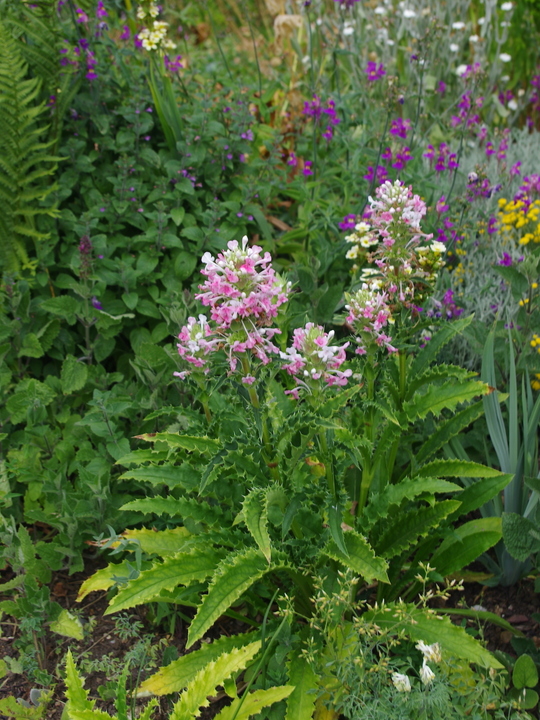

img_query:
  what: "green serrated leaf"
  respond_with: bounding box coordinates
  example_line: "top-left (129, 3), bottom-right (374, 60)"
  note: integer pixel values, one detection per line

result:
top-left (415, 460), bottom-right (506, 479)
top-left (119, 464), bottom-right (200, 490)
top-left (403, 380), bottom-right (490, 421)
top-left (105, 550), bottom-right (221, 615)
top-left (450, 474), bottom-right (512, 519)
top-left (169, 642), bottom-right (262, 720)
top-left (414, 400), bottom-right (486, 466)
top-left (373, 500), bottom-right (461, 558)
top-left (324, 530), bottom-right (389, 583)
top-left (215, 685), bottom-right (295, 720)
top-left (139, 632), bottom-right (259, 696)
top-left (120, 497), bottom-right (225, 526)
top-left (61, 354), bottom-right (88, 394)
top-left (187, 549), bottom-right (278, 648)
top-left (65, 649), bottom-right (94, 713)
top-left (243, 489), bottom-right (272, 562)
top-left (77, 561), bottom-right (133, 602)
top-left (136, 433), bottom-right (221, 454)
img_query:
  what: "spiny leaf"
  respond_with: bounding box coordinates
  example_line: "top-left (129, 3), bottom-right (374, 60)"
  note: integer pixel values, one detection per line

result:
top-left (449, 474), bottom-right (512, 520)
top-left (187, 549), bottom-right (286, 648)
top-left (120, 527), bottom-right (192, 556)
top-left (64, 649), bottom-right (94, 713)
top-left (105, 549), bottom-right (221, 615)
top-left (373, 500), bottom-right (461, 558)
top-left (76, 561), bottom-right (133, 602)
top-left (135, 433), bottom-right (221, 454)
top-left (215, 685), bottom-right (295, 720)
top-left (323, 530), bottom-right (389, 583)
top-left (403, 379), bottom-right (490, 421)
top-left (243, 488), bottom-right (272, 562)
top-left (360, 477), bottom-right (460, 532)
top-left (120, 497), bottom-right (226, 526)
top-left (406, 364), bottom-right (475, 399)
top-left (119, 463), bottom-right (200, 491)
top-left (168, 642), bottom-right (262, 720)
top-left (139, 632), bottom-right (260, 696)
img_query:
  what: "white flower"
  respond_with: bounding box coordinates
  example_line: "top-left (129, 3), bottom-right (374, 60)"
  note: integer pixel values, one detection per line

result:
top-left (374, 6), bottom-right (387, 14)
top-left (478, 16), bottom-right (485, 24)
top-left (456, 64), bottom-right (468, 76)
top-left (499, 52), bottom-right (512, 62)
top-left (403, 9), bottom-right (416, 18)
top-left (469, 34), bottom-right (479, 42)
top-left (392, 672), bottom-right (412, 692)
top-left (452, 21), bottom-right (466, 29)
top-left (137, 6), bottom-right (146, 20)
top-left (501, 2), bottom-right (513, 10)
top-left (419, 661), bottom-right (435, 685)
top-left (449, 43), bottom-right (459, 52)
top-left (430, 242), bottom-right (446, 255)
top-left (343, 23), bottom-right (355, 35)
top-left (416, 641), bottom-right (442, 662)
top-left (508, 98), bottom-right (518, 110)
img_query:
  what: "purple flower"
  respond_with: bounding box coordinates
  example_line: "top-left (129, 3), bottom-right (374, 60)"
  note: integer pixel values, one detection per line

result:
top-left (120, 25), bottom-right (130, 40)
top-left (303, 161), bottom-right (314, 176)
top-left (498, 252), bottom-right (512, 266)
top-left (288, 152), bottom-right (298, 167)
top-left (92, 297), bottom-right (103, 310)
top-left (436, 196), bottom-right (449, 214)
top-left (390, 118), bottom-right (411, 139)
top-left (381, 147), bottom-right (392, 162)
top-left (392, 147), bottom-right (412, 170)
top-left (436, 80), bottom-right (447, 95)
top-left (338, 214), bottom-right (357, 231)
top-left (75, 7), bottom-right (88, 22)
top-left (365, 61), bottom-right (386, 82)
top-left (96, 1), bottom-right (108, 18)
top-left (134, 34), bottom-right (143, 48)
top-left (164, 54), bottom-right (183, 72)
top-left (510, 161), bottom-right (522, 177)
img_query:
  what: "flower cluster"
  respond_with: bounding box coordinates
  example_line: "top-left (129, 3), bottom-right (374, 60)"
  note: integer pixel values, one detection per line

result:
top-left (391, 641), bottom-right (441, 693)
top-left (176, 237), bottom-right (290, 382)
top-left (498, 196), bottom-right (540, 245)
top-left (137, 3), bottom-right (176, 52)
top-left (280, 323), bottom-right (352, 398)
top-left (423, 143), bottom-right (459, 174)
top-left (342, 180), bottom-right (444, 354)
top-left (303, 95), bottom-right (340, 141)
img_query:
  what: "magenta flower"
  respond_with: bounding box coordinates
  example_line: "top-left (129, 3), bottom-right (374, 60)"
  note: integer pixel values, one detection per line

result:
top-left (175, 315), bottom-right (220, 377)
top-left (120, 25), bottom-right (130, 40)
top-left (303, 161), bottom-right (314, 176)
top-left (390, 118), bottom-right (412, 139)
top-left (75, 7), bottom-right (88, 22)
top-left (339, 214), bottom-right (357, 231)
top-left (96, 1), bottom-right (108, 18)
top-left (345, 287), bottom-right (396, 355)
top-left (365, 61), bottom-right (386, 82)
top-left (498, 252), bottom-right (513, 266)
top-left (281, 323), bottom-right (352, 397)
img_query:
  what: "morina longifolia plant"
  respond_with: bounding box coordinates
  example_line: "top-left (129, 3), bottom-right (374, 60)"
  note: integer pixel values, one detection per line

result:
top-left (78, 181), bottom-right (511, 718)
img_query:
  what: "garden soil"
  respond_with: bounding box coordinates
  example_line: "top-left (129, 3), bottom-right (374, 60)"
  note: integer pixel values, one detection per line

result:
top-left (0, 560), bottom-right (539, 720)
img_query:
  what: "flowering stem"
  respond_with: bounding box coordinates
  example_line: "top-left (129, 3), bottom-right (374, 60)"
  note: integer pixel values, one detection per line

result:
top-left (240, 356), bottom-right (275, 472)
top-left (318, 429), bottom-right (336, 499)
top-left (357, 364), bottom-right (376, 514)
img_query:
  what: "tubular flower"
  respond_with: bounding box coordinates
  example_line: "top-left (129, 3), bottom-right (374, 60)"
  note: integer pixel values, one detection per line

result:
top-left (196, 236), bottom-right (290, 329)
top-left (345, 286), bottom-right (396, 355)
top-left (281, 323), bottom-right (352, 398)
top-left (175, 315), bottom-right (220, 378)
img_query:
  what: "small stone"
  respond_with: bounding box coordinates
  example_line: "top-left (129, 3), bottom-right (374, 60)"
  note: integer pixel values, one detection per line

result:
top-left (508, 614), bottom-right (528, 624)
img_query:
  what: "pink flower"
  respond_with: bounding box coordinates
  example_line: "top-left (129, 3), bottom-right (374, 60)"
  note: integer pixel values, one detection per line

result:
top-left (196, 236), bottom-right (290, 329)
top-left (281, 323), bottom-right (351, 397)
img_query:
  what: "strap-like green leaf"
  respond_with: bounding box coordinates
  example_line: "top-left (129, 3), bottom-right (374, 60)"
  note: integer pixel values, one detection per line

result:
top-left (373, 500), bottom-right (461, 558)
top-left (168, 642), bottom-right (262, 720)
top-left (430, 517), bottom-right (502, 576)
top-left (323, 530), bottom-right (389, 583)
top-left (449, 474), bottom-right (512, 520)
top-left (215, 685), bottom-right (295, 720)
top-left (105, 549), bottom-right (221, 615)
top-left (187, 549), bottom-right (283, 648)
top-left (243, 489), bottom-right (272, 562)
top-left (362, 603), bottom-right (502, 668)
top-left (285, 655), bottom-right (318, 720)
top-left (139, 632), bottom-right (260, 696)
